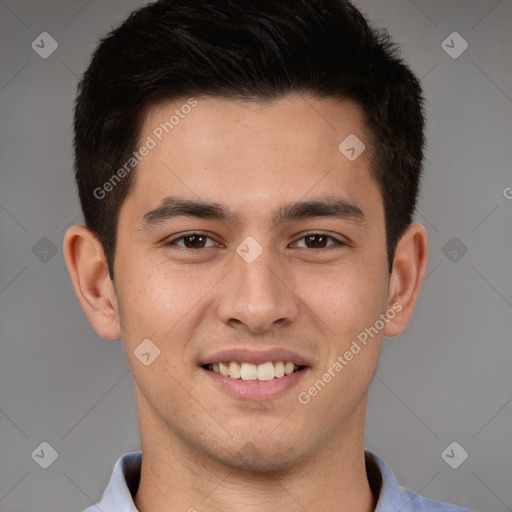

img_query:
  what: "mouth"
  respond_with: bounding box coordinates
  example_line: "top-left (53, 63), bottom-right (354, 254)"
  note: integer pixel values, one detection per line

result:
top-left (202, 360), bottom-right (307, 381)
top-left (198, 348), bottom-right (312, 400)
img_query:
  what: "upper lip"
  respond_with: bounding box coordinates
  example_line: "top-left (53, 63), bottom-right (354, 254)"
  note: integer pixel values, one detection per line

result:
top-left (199, 347), bottom-right (312, 367)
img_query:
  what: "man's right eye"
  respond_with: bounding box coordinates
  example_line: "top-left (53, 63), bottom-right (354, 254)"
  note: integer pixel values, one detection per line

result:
top-left (163, 233), bottom-right (220, 250)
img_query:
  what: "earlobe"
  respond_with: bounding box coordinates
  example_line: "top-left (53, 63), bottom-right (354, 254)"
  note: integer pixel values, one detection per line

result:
top-left (384, 222), bottom-right (429, 338)
top-left (63, 225), bottom-right (122, 340)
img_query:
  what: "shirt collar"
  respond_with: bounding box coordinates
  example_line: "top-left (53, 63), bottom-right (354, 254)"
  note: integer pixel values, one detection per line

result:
top-left (87, 449), bottom-right (469, 512)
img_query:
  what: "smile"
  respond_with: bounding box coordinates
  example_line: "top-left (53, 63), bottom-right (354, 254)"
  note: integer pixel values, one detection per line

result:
top-left (204, 361), bottom-right (305, 380)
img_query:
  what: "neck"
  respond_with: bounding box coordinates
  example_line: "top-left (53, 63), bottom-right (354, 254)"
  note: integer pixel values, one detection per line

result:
top-left (133, 400), bottom-right (377, 512)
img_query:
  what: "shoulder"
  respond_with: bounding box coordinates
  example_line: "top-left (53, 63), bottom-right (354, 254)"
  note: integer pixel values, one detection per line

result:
top-left (397, 485), bottom-right (472, 511)
top-left (365, 450), bottom-right (472, 512)
top-left (81, 451), bottom-right (142, 512)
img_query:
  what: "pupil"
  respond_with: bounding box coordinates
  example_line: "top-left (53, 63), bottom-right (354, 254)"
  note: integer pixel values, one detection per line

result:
top-left (306, 235), bottom-right (326, 248)
top-left (185, 235), bottom-right (206, 248)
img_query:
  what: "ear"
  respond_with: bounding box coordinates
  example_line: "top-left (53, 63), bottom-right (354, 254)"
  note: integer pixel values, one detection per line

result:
top-left (384, 222), bottom-right (429, 338)
top-left (63, 224), bottom-right (122, 340)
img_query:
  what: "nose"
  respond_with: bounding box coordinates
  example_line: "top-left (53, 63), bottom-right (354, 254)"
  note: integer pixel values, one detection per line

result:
top-left (216, 246), bottom-right (299, 333)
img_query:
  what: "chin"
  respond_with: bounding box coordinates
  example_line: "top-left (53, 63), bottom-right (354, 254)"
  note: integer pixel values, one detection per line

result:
top-left (208, 439), bottom-right (307, 474)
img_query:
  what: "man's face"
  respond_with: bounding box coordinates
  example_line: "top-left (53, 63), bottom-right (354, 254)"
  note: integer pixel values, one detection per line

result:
top-left (113, 94), bottom-right (391, 470)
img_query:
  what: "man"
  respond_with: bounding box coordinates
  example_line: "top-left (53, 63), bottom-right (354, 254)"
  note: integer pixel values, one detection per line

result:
top-left (63, 0), bottom-right (471, 510)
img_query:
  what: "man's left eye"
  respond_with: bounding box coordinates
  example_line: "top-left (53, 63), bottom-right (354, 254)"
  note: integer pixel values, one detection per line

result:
top-left (291, 233), bottom-right (344, 250)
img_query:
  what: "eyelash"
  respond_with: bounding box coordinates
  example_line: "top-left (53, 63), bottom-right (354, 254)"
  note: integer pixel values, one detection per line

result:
top-left (163, 231), bottom-right (347, 252)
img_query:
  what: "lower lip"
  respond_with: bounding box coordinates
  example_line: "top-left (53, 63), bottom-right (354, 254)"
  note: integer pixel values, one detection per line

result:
top-left (201, 367), bottom-right (310, 400)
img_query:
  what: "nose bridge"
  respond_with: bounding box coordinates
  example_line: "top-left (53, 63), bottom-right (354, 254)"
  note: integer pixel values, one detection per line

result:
top-left (217, 239), bottom-right (298, 331)
top-left (240, 250), bottom-right (281, 305)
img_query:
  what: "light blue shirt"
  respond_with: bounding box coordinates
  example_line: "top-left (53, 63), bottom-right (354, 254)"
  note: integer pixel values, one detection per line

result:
top-left (83, 450), bottom-right (471, 511)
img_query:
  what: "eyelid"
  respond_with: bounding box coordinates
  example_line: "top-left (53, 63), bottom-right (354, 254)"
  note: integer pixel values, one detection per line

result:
top-left (289, 231), bottom-right (347, 249)
top-left (164, 231), bottom-right (223, 248)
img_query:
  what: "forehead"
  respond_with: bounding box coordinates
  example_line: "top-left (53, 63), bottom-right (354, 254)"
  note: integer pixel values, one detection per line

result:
top-left (142, 94), bottom-right (368, 155)
top-left (122, 94), bottom-right (381, 226)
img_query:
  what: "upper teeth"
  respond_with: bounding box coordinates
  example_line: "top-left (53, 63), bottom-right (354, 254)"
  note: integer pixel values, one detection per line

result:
top-left (209, 361), bottom-right (299, 380)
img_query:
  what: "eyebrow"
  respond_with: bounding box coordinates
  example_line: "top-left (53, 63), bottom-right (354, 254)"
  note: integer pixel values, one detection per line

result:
top-left (140, 195), bottom-right (366, 230)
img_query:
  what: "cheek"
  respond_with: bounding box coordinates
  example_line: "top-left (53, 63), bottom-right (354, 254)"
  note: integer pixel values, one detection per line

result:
top-left (302, 257), bottom-right (389, 340)
top-left (115, 261), bottom-right (220, 354)
top-left (116, 267), bottom-right (203, 403)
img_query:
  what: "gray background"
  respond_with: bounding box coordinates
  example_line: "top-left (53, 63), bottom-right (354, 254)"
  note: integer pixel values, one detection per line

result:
top-left (1, 1), bottom-right (511, 511)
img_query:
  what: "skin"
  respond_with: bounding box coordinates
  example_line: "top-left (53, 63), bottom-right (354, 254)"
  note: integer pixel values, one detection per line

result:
top-left (64, 94), bottom-right (428, 512)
